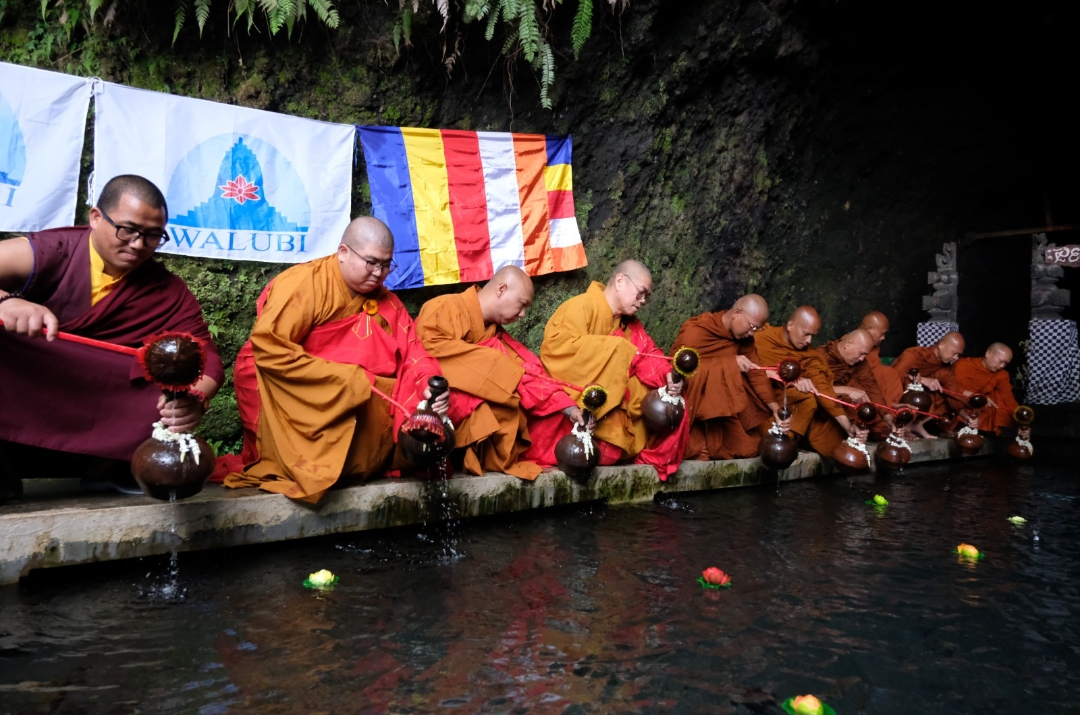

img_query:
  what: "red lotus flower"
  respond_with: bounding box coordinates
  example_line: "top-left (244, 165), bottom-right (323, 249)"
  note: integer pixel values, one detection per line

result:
top-left (220, 174), bottom-right (261, 204)
top-left (701, 567), bottom-right (731, 586)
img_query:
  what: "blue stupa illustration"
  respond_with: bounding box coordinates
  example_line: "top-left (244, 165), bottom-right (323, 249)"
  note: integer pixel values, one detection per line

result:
top-left (170, 137), bottom-right (308, 231)
top-left (0, 91), bottom-right (27, 187)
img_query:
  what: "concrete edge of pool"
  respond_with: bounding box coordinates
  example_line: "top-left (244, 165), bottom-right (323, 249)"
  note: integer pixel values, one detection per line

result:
top-left (0, 438), bottom-right (995, 584)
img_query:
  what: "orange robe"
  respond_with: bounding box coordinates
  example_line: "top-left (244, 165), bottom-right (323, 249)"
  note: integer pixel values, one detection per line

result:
top-left (672, 311), bottom-right (775, 460)
top-left (867, 346), bottom-right (904, 406)
top-left (954, 357), bottom-right (1019, 433)
top-left (814, 340), bottom-right (890, 441)
top-left (752, 325), bottom-right (846, 455)
top-left (891, 346), bottom-right (967, 416)
top-left (224, 255), bottom-right (441, 502)
top-left (415, 286), bottom-right (576, 480)
top-left (539, 281), bottom-right (687, 480)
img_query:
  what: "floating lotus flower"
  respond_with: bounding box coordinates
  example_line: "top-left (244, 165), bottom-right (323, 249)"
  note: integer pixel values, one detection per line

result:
top-left (697, 567), bottom-right (732, 589)
top-left (1007, 516), bottom-right (1027, 525)
top-left (303, 569), bottom-right (339, 590)
top-left (781, 693), bottom-right (837, 715)
top-left (954, 543), bottom-right (983, 560)
top-left (865, 494), bottom-right (888, 506)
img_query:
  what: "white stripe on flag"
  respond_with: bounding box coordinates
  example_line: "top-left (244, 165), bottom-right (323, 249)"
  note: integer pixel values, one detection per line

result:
top-left (477, 131), bottom-right (526, 270)
top-left (548, 217), bottom-right (582, 248)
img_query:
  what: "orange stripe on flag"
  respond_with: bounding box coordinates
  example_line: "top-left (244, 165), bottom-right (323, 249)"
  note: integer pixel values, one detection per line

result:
top-left (512, 134), bottom-right (552, 276)
top-left (551, 243), bottom-right (587, 273)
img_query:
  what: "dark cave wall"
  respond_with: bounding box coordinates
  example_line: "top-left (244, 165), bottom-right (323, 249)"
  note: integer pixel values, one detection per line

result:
top-left (2, 0), bottom-right (1076, 445)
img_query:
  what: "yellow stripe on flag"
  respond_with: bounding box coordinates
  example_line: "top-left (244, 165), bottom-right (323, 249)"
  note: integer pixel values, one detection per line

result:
top-left (400, 127), bottom-right (460, 285)
top-left (543, 163), bottom-right (573, 192)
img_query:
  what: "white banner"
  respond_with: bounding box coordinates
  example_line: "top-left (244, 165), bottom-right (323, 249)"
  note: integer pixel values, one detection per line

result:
top-left (93, 82), bottom-right (354, 263)
top-left (0, 62), bottom-right (91, 231)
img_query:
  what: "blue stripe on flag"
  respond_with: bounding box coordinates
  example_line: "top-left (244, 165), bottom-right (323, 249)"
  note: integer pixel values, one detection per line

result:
top-left (545, 135), bottom-right (573, 166)
top-left (358, 126), bottom-right (424, 290)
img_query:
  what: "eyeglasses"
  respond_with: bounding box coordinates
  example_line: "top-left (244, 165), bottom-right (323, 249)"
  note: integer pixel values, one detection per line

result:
top-left (621, 274), bottom-right (651, 304)
top-left (737, 309), bottom-right (763, 333)
top-left (344, 242), bottom-right (397, 275)
top-left (99, 209), bottom-right (169, 248)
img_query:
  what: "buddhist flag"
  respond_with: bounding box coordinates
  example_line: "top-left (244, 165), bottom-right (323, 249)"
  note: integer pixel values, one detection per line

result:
top-left (358, 126), bottom-right (587, 290)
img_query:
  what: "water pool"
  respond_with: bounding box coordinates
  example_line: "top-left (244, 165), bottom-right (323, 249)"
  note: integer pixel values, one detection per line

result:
top-left (1, 460), bottom-right (1077, 714)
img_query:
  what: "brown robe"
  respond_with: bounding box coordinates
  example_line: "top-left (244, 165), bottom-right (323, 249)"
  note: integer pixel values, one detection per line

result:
top-left (867, 346), bottom-right (904, 406)
top-left (813, 340), bottom-right (891, 441)
top-left (415, 286), bottom-right (576, 480)
top-left (752, 325), bottom-right (846, 455)
top-left (672, 311), bottom-right (775, 460)
top-left (891, 346), bottom-right (967, 415)
top-left (954, 357), bottom-right (1018, 433)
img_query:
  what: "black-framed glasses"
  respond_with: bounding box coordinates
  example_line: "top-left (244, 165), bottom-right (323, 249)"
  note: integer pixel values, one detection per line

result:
top-left (100, 208), bottom-right (169, 248)
top-left (622, 273), bottom-right (651, 304)
top-left (344, 242), bottom-right (397, 275)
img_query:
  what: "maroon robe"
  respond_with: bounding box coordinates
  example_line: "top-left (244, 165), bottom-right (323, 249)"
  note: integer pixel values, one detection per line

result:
top-left (0, 227), bottom-right (224, 461)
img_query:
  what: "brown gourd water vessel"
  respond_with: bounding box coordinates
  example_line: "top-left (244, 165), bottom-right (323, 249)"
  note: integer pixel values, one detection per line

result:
top-left (130, 333), bottom-right (216, 501)
top-left (640, 347), bottom-right (699, 434)
top-left (832, 402), bottom-right (876, 474)
top-left (397, 376), bottom-right (456, 468)
top-left (1006, 405), bottom-right (1035, 460)
top-left (954, 393), bottom-right (986, 455)
top-left (758, 359), bottom-right (802, 470)
top-left (555, 384), bottom-right (609, 481)
top-left (876, 408), bottom-right (914, 470)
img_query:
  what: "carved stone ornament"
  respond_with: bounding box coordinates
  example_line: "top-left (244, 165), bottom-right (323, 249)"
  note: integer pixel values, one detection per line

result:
top-left (1031, 233), bottom-right (1071, 320)
top-left (922, 242), bottom-right (958, 322)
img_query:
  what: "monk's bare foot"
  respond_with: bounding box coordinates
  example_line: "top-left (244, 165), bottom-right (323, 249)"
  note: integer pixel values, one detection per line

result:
top-left (912, 424), bottom-right (937, 440)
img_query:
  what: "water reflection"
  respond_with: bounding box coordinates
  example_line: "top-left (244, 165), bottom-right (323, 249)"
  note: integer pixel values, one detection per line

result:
top-left (1, 461), bottom-right (1078, 713)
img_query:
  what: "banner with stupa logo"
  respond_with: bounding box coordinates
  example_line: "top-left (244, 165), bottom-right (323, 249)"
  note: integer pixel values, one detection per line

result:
top-left (0, 62), bottom-right (92, 232)
top-left (93, 82), bottom-right (354, 263)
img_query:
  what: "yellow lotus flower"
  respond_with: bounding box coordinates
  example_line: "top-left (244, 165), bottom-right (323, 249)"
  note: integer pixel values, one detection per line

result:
top-left (792, 694), bottom-right (824, 715)
top-left (305, 569), bottom-right (338, 589)
top-left (956, 543), bottom-right (980, 559)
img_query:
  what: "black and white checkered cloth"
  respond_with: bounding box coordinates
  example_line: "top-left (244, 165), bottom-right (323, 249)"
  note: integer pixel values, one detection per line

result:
top-left (1026, 319), bottom-right (1080, 404)
top-left (917, 321), bottom-right (959, 347)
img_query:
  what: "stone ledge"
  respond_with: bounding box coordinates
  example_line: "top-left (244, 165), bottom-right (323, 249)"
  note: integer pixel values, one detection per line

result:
top-left (0, 437), bottom-right (993, 584)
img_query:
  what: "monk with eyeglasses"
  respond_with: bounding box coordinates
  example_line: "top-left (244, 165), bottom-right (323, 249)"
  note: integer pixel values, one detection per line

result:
top-left (672, 295), bottom-right (790, 460)
top-left (0, 174), bottom-right (223, 502)
top-left (224, 217), bottom-right (446, 503)
top-left (537, 260), bottom-right (687, 480)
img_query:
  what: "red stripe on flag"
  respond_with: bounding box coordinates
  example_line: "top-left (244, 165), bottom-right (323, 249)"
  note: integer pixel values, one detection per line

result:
top-left (547, 190), bottom-right (575, 220)
top-left (512, 134), bottom-right (552, 276)
top-left (442, 129), bottom-right (494, 282)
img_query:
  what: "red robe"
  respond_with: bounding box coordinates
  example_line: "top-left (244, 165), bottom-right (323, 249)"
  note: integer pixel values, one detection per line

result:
top-left (0, 226), bottom-right (223, 461)
top-left (954, 357), bottom-right (1019, 433)
top-left (891, 346), bottom-right (967, 415)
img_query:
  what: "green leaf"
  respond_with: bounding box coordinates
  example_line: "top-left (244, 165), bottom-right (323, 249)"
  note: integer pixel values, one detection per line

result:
top-left (194, 0), bottom-right (211, 36)
top-left (173, 0), bottom-right (187, 44)
top-left (571, 0), bottom-right (592, 59)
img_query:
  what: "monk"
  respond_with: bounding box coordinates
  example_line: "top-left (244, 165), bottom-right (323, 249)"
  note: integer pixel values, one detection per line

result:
top-left (415, 266), bottom-right (586, 480)
top-left (224, 217), bottom-right (447, 503)
top-left (891, 331), bottom-right (976, 438)
top-left (538, 260), bottom-right (687, 480)
top-left (0, 174), bottom-right (223, 502)
top-left (860, 311), bottom-right (904, 406)
top-left (813, 328), bottom-right (896, 441)
top-left (753, 306), bottom-right (868, 455)
top-left (955, 343), bottom-right (1029, 438)
top-left (672, 294), bottom-right (791, 460)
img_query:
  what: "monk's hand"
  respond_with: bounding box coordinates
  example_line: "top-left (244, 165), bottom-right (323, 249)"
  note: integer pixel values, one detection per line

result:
top-left (771, 405), bottom-right (792, 432)
top-left (564, 406), bottom-right (596, 431)
top-left (157, 393), bottom-right (204, 433)
top-left (1018, 426), bottom-right (1031, 440)
top-left (848, 424), bottom-right (870, 443)
top-left (793, 377), bottom-right (816, 393)
top-left (965, 414), bottom-right (979, 431)
top-left (920, 377), bottom-right (943, 392)
top-left (423, 386), bottom-right (450, 418)
top-left (735, 355), bottom-right (757, 373)
top-left (0, 297), bottom-right (59, 341)
top-left (839, 386), bottom-right (868, 403)
top-left (664, 371), bottom-right (683, 397)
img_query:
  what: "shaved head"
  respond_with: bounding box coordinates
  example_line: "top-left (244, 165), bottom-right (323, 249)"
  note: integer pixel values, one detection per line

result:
top-left (860, 311), bottom-right (890, 347)
top-left (479, 265), bottom-right (534, 326)
top-left (337, 216), bottom-right (395, 296)
top-left (343, 216), bottom-right (394, 252)
top-left (784, 305), bottom-right (821, 350)
top-left (837, 328), bottom-right (875, 365)
top-left (935, 331), bottom-right (965, 364)
top-left (609, 259), bottom-right (652, 286)
top-left (726, 294), bottom-right (769, 339)
top-left (605, 259), bottom-right (653, 317)
top-left (983, 342), bottom-right (1013, 372)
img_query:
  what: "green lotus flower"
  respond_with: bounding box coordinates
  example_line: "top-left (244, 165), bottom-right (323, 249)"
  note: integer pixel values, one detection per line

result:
top-left (1007, 516), bottom-right (1026, 525)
